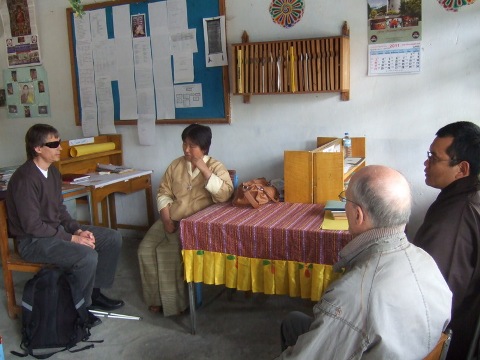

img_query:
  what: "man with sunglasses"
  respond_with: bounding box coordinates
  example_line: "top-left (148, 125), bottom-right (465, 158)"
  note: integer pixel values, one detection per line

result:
top-left (413, 121), bottom-right (480, 360)
top-left (6, 124), bottom-right (124, 328)
top-left (277, 165), bottom-right (451, 359)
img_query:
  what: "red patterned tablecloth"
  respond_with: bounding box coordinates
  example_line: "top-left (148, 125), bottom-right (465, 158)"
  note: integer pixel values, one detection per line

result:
top-left (180, 202), bottom-right (351, 265)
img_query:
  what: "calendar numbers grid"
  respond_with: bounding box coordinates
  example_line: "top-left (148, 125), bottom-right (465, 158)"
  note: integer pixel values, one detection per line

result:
top-left (368, 41), bottom-right (421, 76)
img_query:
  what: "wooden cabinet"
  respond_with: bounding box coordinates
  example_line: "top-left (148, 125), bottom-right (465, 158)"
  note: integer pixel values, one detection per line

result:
top-left (284, 137), bottom-right (366, 204)
top-left (231, 22), bottom-right (350, 101)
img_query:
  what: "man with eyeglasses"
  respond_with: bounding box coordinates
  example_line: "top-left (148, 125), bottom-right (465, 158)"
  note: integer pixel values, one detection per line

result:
top-left (413, 121), bottom-right (480, 360)
top-left (276, 165), bottom-right (451, 360)
top-left (6, 124), bottom-right (124, 328)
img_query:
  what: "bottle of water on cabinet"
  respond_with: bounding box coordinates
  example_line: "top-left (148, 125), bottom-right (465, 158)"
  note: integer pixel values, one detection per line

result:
top-left (343, 132), bottom-right (352, 159)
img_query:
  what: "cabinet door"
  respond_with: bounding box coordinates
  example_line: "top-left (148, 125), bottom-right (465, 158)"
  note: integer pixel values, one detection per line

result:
top-left (313, 151), bottom-right (344, 204)
top-left (284, 151), bottom-right (313, 203)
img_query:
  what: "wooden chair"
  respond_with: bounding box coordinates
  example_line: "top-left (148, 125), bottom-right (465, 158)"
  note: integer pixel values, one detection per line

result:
top-left (467, 313), bottom-right (480, 360)
top-left (0, 199), bottom-right (46, 319)
top-left (423, 329), bottom-right (452, 360)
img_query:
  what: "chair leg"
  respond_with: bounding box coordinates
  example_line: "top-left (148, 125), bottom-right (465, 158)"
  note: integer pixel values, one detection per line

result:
top-left (3, 268), bottom-right (18, 319)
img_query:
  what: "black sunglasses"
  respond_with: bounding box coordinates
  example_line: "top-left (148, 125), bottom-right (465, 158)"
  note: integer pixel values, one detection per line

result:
top-left (43, 139), bottom-right (61, 148)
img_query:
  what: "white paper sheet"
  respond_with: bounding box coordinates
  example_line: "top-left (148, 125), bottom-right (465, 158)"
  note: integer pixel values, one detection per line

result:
top-left (149, 1), bottom-right (175, 119)
top-left (173, 52), bottom-right (194, 84)
top-left (137, 114), bottom-right (156, 145)
top-left (113, 5), bottom-right (138, 120)
top-left (133, 37), bottom-right (156, 120)
top-left (174, 83), bottom-right (203, 108)
top-left (74, 13), bottom-right (99, 136)
top-left (89, 9), bottom-right (108, 43)
top-left (170, 29), bottom-right (197, 54)
top-left (167, 0), bottom-right (188, 31)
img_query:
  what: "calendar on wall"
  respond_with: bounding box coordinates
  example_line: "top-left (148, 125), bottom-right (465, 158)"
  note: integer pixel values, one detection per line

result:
top-left (368, 41), bottom-right (421, 76)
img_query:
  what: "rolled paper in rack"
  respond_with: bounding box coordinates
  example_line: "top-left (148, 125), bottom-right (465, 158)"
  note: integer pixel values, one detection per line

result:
top-left (70, 142), bottom-right (116, 157)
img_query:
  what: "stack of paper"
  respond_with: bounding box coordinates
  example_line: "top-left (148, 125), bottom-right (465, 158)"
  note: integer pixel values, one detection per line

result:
top-left (324, 200), bottom-right (347, 219)
top-left (321, 200), bottom-right (348, 230)
top-left (62, 173), bottom-right (91, 184)
top-left (96, 163), bottom-right (134, 174)
top-left (321, 211), bottom-right (349, 230)
top-left (331, 210), bottom-right (347, 220)
top-left (0, 165), bottom-right (20, 191)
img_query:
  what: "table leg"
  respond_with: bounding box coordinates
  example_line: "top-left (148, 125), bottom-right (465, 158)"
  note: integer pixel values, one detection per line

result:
top-left (91, 198), bottom-right (101, 226)
top-left (101, 198), bottom-right (109, 227)
top-left (108, 194), bottom-right (117, 229)
top-left (188, 282), bottom-right (196, 335)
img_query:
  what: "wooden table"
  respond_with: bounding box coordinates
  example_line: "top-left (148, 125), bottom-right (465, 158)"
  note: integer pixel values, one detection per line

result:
top-left (180, 202), bottom-right (352, 334)
top-left (77, 170), bottom-right (155, 230)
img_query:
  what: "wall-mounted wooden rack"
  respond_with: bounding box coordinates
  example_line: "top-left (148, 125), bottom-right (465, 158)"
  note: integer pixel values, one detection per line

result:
top-left (232, 22), bottom-right (350, 103)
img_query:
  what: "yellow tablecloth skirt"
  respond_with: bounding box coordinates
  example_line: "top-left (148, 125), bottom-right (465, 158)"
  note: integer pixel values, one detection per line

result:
top-left (183, 250), bottom-right (342, 302)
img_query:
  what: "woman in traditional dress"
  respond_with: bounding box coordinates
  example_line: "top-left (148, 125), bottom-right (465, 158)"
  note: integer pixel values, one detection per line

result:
top-left (137, 124), bottom-right (234, 316)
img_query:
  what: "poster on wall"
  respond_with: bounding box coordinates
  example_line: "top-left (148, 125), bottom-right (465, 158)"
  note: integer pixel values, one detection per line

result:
top-left (203, 16), bottom-right (227, 67)
top-left (367, 0), bottom-right (422, 75)
top-left (3, 66), bottom-right (51, 118)
top-left (0, 0), bottom-right (42, 68)
top-left (367, 0), bottom-right (422, 44)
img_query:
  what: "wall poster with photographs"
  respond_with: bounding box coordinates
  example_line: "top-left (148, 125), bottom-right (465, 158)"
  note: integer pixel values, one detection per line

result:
top-left (0, 0), bottom-right (42, 68)
top-left (3, 65), bottom-right (51, 118)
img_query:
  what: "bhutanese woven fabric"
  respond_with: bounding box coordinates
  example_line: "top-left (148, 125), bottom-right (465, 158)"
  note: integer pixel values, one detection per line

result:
top-left (180, 202), bottom-right (352, 301)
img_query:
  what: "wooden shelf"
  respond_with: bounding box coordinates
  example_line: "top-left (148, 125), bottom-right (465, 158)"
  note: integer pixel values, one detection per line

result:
top-left (232, 22), bottom-right (350, 103)
top-left (53, 134), bottom-right (123, 175)
top-left (284, 136), bottom-right (366, 204)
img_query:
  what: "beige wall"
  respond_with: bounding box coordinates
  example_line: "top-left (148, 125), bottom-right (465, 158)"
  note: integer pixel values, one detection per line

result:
top-left (0, 0), bottom-right (479, 236)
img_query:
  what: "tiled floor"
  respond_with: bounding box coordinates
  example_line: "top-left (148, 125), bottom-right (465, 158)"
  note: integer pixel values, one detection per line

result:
top-left (0, 237), bottom-right (313, 360)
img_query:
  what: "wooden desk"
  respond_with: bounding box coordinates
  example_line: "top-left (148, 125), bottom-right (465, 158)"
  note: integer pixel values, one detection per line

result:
top-left (180, 202), bottom-right (352, 334)
top-left (78, 170), bottom-right (155, 230)
top-left (62, 184), bottom-right (92, 224)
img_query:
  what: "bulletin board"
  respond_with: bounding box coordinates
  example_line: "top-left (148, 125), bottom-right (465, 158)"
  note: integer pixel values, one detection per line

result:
top-left (66, 0), bottom-right (230, 126)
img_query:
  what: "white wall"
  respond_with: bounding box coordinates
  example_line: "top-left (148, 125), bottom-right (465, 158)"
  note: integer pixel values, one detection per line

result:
top-left (0, 0), bottom-right (479, 237)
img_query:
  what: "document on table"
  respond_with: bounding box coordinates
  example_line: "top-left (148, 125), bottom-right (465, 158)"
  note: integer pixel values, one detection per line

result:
top-left (321, 211), bottom-right (349, 231)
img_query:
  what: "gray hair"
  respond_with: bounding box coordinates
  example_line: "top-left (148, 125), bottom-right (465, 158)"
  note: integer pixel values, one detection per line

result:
top-left (348, 167), bottom-right (412, 228)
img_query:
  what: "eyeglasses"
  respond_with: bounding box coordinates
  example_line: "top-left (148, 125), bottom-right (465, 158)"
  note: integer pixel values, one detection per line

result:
top-left (426, 151), bottom-right (456, 165)
top-left (43, 140), bottom-right (61, 148)
top-left (338, 190), bottom-right (361, 208)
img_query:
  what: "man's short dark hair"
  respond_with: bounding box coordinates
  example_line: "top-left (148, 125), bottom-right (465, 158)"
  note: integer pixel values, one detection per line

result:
top-left (436, 121), bottom-right (480, 176)
top-left (25, 123), bottom-right (59, 160)
top-left (181, 124), bottom-right (212, 154)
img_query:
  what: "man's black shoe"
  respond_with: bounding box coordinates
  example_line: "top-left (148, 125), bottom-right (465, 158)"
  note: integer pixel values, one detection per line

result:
top-left (86, 312), bottom-right (102, 328)
top-left (90, 293), bottom-right (125, 311)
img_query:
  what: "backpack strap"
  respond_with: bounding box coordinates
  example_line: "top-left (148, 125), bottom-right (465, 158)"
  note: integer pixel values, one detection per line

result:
top-left (11, 344), bottom-right (68, 359)
top-left (11, 343), bottom-right (96, 359)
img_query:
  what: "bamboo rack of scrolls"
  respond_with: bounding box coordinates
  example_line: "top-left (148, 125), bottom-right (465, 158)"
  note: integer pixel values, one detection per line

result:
top-left (232, 21), bottom-right (350, 103)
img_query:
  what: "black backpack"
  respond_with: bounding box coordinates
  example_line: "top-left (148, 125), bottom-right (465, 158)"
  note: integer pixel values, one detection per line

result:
top-left (11, 268), bottom-right (100, 359)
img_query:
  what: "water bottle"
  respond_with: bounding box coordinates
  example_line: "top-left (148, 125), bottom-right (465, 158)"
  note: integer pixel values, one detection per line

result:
top-left (343, 133), bottom-right (352, 159)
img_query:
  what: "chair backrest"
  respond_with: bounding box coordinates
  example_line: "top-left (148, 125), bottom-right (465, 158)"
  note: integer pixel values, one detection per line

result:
top-left (1, 199), bottom-right (46, 319)
top-left (228, 170), bottom-right (238, 189)
top-left (423, 329), bottom-right (452, 360)
top-left (0, 199), bottom-right (11, 261)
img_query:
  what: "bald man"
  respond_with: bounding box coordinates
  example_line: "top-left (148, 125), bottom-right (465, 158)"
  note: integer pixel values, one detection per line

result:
top-left (276, 165), bottom-right (452, 360)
